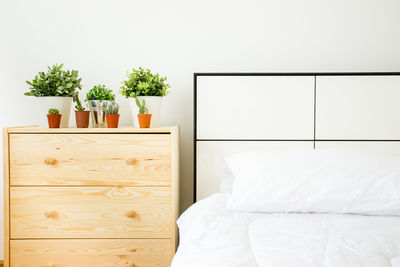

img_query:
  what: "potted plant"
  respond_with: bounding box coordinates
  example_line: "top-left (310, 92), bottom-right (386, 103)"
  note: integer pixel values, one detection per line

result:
top-left (121, 67), bottom-right (170, 127)
top-left (104, 102), bottom-right (120, 128)
top-left (25, 64), bottom-right (82, 128)
top-left (86, 84), bottom-right (115, 127)
top-left (74, 93), bottom-right (90, 128)
top-left (47, 108), bottom-right (62, 128)
top-left (135, 98), bottom-right (152, 128)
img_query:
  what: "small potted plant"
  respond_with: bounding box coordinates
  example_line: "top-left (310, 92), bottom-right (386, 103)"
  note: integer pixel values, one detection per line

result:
top-left (47, 108), bottom-right (62, 128)
top-left (135, 98), bottom-right (152, 128)
top-left (73, 93), bottom-right (90, 128)
top-left (25, 64), bottom-right (82, 127)
top-left (121, 67), bottom-right (170, 127)
top-left (104, 102), bottom-right (120, 128)
top-left (86, 84), bottom-right (115, 127)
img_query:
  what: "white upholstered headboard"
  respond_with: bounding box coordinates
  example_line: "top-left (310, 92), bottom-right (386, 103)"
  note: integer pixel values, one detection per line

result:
top-left (194, 73), bottom-right (400, 202)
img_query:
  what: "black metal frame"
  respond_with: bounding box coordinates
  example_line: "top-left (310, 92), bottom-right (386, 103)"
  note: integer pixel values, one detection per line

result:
top-left (193, 72), bottom-right (400, 202)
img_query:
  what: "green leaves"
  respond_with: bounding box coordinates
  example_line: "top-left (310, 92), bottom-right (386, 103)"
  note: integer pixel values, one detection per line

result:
top-left (135, 98), bottom-right (148, 114)
top-left (86, 84), bottom-right (115, 101)
top-left (48, 108), bottom-right (60, 115)
top-left (25, 64), bottom-right (82, 97)
top-left (73, 92), bottom-right (86, 111)
top-left (120, 67), bottom-right (170, 98)
top-left (104, 102), bottom-right (120, 115)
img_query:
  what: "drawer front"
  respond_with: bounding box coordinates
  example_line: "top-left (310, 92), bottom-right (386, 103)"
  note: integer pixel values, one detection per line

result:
top-left (10, 134), bottom-right (171, 186)
top-left (11, 239), bottom-right (172, 267)
top-left (10, 187), bottom-right (171, 238)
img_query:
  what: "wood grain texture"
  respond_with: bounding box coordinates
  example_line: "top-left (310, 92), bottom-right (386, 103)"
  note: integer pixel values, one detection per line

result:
top-left (10, 187), bottom-right (171, 239)
top-left (11, 239), bottom-right (172, 267)
top-left (7, 126), bottom-right (178, 134)
top-left (3, 129), bottom-right (10, 267)
top-left (4, 127), bottom-right (179, 266)
top-left (10, 134), bottom-right (171, 186)
top-left (170, 126), bottom-right (180, 252)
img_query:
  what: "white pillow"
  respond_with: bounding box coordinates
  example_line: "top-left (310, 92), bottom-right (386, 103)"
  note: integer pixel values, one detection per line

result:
top-left (226, 149), bottom-right (400, 215)
top-left (220, 169), bottom-right (234, 193)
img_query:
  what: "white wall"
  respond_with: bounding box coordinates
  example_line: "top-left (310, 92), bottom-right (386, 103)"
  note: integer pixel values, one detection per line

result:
top-left (1, 0), bottom-right (400, 260)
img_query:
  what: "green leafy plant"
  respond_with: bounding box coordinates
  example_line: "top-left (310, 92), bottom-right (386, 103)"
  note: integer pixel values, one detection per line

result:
top-left (121, 67), bottom-right (170, 98)
top-left (135, 98), bottom-right (148, 114)
top-left (104, 102), bottom-right (120, 115)
top-left (73, 93), bottom-right (86, 111)
top-left (86, 85), bottom-right (115, 101)
top-left (25, 64), bottom-right (82, 97)
top-left (48, 108), bottom-right (60, 115)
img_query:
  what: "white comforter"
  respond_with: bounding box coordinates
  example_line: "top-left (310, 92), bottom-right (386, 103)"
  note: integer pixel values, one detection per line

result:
top-left (171, 193), bottom-right (400, 267)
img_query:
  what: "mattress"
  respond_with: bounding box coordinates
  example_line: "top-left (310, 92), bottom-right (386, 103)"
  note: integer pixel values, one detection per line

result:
top-left (171, 193), bottom-right (400, 267)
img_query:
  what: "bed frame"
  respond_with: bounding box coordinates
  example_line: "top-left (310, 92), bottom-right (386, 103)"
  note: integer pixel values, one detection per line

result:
top-left (194, 72), bottom-right (400, 202)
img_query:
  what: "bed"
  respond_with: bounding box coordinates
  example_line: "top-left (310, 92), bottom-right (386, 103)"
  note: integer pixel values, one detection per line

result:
top-left (172, 73), bottom-right (400, 267)
top-left (172, 193), bottom-right (400, 267)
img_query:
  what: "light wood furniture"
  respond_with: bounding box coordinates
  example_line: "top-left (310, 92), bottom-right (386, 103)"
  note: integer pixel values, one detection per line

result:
top-left (3, 126), bottom-right (179, 267)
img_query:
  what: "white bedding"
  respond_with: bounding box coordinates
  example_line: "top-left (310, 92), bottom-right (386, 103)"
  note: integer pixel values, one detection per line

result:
top-left (226, 150), bottom-right (400, 215)
top-left (171, 193), bottom-right (400, 267)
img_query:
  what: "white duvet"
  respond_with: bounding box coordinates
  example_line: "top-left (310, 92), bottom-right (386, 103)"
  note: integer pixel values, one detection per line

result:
top-left (171, 193), bottom-right (400, 267)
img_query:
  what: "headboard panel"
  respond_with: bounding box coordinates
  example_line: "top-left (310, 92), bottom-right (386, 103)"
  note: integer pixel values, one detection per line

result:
top-left (196, 76), bottom-right (314, 139)
top-left (194, 73), bottom-right (400, 202)
top-left (316, 76), bottom-right (400, 140)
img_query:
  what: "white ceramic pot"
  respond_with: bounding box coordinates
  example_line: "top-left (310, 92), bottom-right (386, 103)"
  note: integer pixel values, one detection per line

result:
top-left (129, 96), bottom-right (162, 128)
top-left (38, 96), bottom-right (73, 128)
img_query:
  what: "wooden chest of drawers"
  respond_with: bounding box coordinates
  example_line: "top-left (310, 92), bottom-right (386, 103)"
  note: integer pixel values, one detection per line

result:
top-left (3, 126), bottom-right (179, 267)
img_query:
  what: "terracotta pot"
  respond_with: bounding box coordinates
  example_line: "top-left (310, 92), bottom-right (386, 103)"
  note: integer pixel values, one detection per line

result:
top-left (106, 114), bottom-right (120, 128)
top-left (129, 96), bottom-right (161, 127)
top-left (38, 96), bottom-right (72, 127)
top-left (137, 114), bottom-right (152, 128)
top-left (47, 114), bottom-right (62, 128)
top-left (75, 111), bottom-right (90, 128)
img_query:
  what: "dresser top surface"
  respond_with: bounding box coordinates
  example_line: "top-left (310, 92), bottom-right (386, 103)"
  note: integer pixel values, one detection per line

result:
top-left (5, 125), bottom-right (179, 134)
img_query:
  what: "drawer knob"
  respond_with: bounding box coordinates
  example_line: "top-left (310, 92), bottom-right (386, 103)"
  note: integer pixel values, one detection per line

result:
top-left (126, 262), bottom-right (136, 267)
top-left (125, 157), bottom-right (136, 165)
top-left (44, 157), bottom-right (57, 165)
top-left (45, 210), bottom-right (58, 219)
top-left (125, 210), bottom-right (137, 219)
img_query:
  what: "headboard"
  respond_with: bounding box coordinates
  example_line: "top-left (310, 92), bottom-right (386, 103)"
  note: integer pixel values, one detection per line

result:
top-left (194, 72), bottom-right (400, 202)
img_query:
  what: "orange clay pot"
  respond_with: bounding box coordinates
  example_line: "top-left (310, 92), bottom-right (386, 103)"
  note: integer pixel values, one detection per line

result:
top-left (47, 114), bottom-right (62, 128)
top-left (137, 114), bottom-right (152, 128)
top-left (75, 111), bottom-right (90, 128)
top-left (105, 114), bottom-right (120, 128)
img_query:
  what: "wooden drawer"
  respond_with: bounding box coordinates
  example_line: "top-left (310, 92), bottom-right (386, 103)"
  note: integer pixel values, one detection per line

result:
top-left (10, 187), bottom-right (171, 239)
top-left (9, 134), bottom-right (171, 186)
top-left (11, 239), bottom-right (172, 267)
